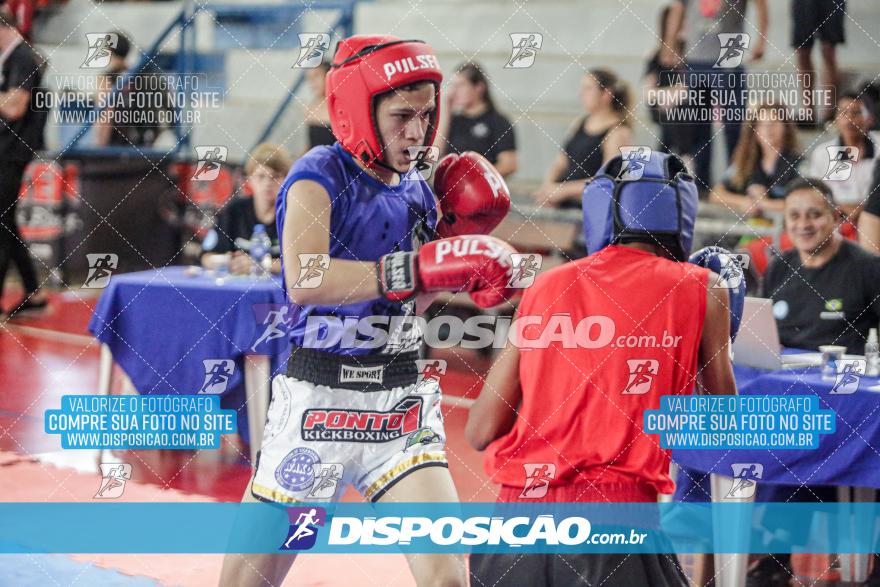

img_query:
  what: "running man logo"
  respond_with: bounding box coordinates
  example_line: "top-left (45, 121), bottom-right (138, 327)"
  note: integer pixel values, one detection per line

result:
top-left (616, 146), bottom-right (652, 181)
top-left (192, 146), bottom-right (228, 181)
top-left (622, 359), bottom-right (659, 395)
top-left (294, 33), bottom-right (330, 69)
top-left (405, 146), bottom-right (440, 181)
top-left (82, 254), bottom-right (118, 289)
top-left (711, 252), bottom-right (750, 289)
top-left (726, 463), bottom-right (763, 499)
top-left (198, 359), bottom-right (235, 394)
top-left (280, 506), bottom-right (327, 551)
top-left (823, 146), bottom-right (860, 181)
top-left (82, 33), bottom-right (118, 69)
top-left (307, 463), bottom-right (344, 499)
top-left (507, 254), bottom-right (542, 288)
top-left (505, 33), bottom-right (543, 69)
top-left (520, 463), bottom-right (556, 499)
top-left (94, 463), bottom-right (132, 499)
top-left (295, 254), bottom-right (330, 289)
top-left (250, 304), bottom-right (292, 352)
top-left (714, 33), bottom-right (750, 68)
top-left (415, 359), bottom-right (447, 387)
top-left (831, 359), bottom-right (865, 395)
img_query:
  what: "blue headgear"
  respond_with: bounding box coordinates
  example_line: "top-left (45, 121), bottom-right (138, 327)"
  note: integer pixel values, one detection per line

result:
top-left (582, 151), bottom-right (698, 261)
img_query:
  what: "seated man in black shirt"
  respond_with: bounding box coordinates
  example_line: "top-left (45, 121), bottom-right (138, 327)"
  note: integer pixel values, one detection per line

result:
top-left (763, 178), bottom-right (880, 355)
top-left (200, 143), bottom-right (292, 275)
top-left (752, 177), bottom-right (880, 585)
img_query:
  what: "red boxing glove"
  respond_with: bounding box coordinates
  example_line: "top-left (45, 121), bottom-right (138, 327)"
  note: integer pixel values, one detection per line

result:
top-left (433, 152), bottom-right (511, 238)
top-left (378, 235), bottom-right (518, 308)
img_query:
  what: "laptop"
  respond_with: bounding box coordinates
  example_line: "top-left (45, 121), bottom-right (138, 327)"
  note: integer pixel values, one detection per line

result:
top-left (732, 297), bottom-right (828, 370)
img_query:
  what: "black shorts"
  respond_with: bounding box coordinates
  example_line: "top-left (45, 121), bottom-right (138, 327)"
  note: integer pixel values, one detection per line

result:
top-left (469, 552), bottom-right (689, 587)
top-left (792, 0), bottom-right (846, 48)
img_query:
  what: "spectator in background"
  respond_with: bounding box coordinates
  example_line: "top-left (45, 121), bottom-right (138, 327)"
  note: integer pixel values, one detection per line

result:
top-left (662, 0), bottom-right (768, 189)
top-left (857, 160), bottom-right (880, 253)
top-left (792, 0), bottom-right (846, 123)
top-left (753, 176), bottom-right (880, 586)
top-left (643, 3), bottom-right (694, 165)
top-left (860, 80), bottom-right (880, 131)
top-left (763, 178), bottom-right (880, 355)
top-left (532, 69), bottom-right (632, 208)
top-left (808, 92), bottom-right (880, 217)
top-left (93, 31), bottom-right (174, 148)
top-left (303, 62), bottom-right (334, 150)
top-left (440, 62), bottom-right (517, 178)
top-left (0, 8), bottom-right (48, 319)
top-left (200, 143), bottom-right (291, 275)
top-left (711, 104), bottom-right (801, 216)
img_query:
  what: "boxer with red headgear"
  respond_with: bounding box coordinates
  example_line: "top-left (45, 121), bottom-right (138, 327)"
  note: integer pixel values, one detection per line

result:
top-left (219, 35), bottom-right (513, 587)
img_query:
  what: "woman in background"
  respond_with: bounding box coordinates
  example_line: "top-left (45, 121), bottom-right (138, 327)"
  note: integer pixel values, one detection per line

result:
top-left (533, 69), bottom-right (633, 208)
top-left (440, 62), bottom-right (517, 177)
top-left (711, 104), bottom-right (801, 216)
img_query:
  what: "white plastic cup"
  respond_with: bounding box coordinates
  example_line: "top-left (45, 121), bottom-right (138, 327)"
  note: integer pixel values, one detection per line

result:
top-left (819, 345), bottom-right (847, 379)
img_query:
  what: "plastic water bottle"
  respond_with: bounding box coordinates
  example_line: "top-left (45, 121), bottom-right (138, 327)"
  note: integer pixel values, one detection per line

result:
top-left (866, 328), bottom-right (880, 377)
top-left (249, 224), bottom-right (272, 277)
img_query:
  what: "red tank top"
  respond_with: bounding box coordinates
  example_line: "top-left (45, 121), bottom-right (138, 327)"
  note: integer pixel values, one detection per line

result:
top-left (484, 245), bottom-right (709, 496)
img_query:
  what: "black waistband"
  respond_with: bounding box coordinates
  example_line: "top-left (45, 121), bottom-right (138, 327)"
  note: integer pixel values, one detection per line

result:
top-left (286, 347), bottom-right (420, 392)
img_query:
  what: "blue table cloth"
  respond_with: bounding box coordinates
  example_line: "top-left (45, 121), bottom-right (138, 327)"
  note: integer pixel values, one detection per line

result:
top-left (88, 267), bottom-right (290, 444)
top-left (673, 361), bottom-right (880, 501)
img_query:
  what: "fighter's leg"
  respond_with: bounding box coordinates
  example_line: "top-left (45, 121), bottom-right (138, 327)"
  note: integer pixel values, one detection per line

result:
top-left (219, 374), bottom-right (326, 587)
top-left (218, 474), bottom-right (297, 587)
top-left (376, 466), bottom-right (467, 587)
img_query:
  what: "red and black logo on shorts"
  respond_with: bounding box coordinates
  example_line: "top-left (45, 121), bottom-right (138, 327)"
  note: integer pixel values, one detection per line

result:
top-left (301, 397), bottom-right (423, 442)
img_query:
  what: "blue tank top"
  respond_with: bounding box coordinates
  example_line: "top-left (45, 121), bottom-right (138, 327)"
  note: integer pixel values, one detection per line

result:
top-left (275, 143), bottom-right (437, 356)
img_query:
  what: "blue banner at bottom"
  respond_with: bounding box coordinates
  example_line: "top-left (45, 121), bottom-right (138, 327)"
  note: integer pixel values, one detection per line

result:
top-left (2, 502), bottom-right (880, 554)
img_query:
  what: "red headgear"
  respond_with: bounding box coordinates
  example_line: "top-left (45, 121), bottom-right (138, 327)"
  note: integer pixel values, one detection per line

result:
top-left (326, 35), bottom-right (442, 168)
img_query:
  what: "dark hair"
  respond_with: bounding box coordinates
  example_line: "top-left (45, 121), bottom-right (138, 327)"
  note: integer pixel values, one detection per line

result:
top-left (376, 79), bottom-right (436, 104)
top-left (834, 91), bottom-right (864, 117)
top-left (785, 177), bottom-right (837, 211)
top-left (453, 62), bottom-right (496, 112)
top-left (838, 91), bottom-right (862, 104)
top-left (588, 68), bottom-right (632, 126)
top-left (111, 32), bottom-right (131, 59)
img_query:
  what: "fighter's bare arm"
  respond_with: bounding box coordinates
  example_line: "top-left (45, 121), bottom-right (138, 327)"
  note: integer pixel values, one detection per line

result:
top-left (465, 344), bottom-right (522, 451)
top-left (698, 271), bottom-right (737, 396)
top-left (282, 179), bottom-right (382, 305)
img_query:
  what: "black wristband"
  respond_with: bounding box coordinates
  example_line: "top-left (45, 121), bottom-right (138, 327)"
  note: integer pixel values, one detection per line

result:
top-left (378, 251), bottom-right (418, 302)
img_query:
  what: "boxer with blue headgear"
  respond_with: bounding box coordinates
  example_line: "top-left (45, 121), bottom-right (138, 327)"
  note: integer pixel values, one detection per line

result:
top-left (582, 150), bottom-right (698, 261)
top-left (582, 151), bottom-right (745, 340)
top-left (467, 149), bottom-right (741, 587)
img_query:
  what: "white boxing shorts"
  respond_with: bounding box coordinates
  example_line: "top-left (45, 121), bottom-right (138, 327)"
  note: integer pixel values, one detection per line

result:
top-left (251, 348), bottom-right (448, 503)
